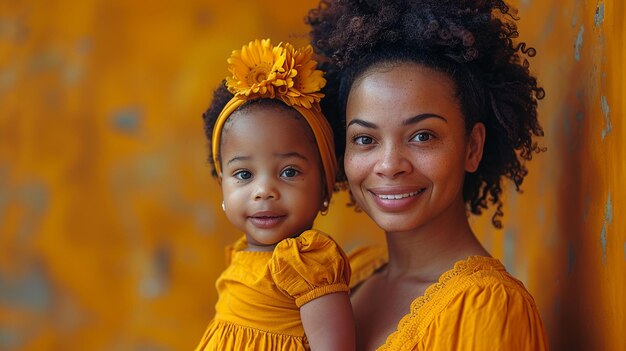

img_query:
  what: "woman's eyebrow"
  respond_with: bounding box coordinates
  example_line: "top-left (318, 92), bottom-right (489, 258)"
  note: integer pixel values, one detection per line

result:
top-left (347, 119), bottom-right (378, 129)
top-left (347, 113), bottom-right (447, 129)
top-left (402, 113), bottom-right (447, 126)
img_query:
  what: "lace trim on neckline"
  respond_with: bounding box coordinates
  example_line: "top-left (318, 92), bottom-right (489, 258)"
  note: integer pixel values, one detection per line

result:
top-left (379, 255), bottom-right (503, 350)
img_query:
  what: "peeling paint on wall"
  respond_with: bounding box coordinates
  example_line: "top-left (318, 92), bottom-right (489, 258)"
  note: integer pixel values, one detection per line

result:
top-left (112, 107), bottom-right (142, 134)
top-left (594, 2), bottom-right (605, 27)
top-left (574, 25), bottom-right (584, 61)
top-left (600, 95), bottom-right (612, 139)
top-left (600, 192), bottom-right (613, 264)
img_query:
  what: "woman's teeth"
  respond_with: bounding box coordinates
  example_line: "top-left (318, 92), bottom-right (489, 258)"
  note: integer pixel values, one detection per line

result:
top-left (377, 190), bottom-right (423, 200)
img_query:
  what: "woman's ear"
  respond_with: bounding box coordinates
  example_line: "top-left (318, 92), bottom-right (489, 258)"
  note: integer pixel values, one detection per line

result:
top-left (465, 122), bottom-right (486, 173)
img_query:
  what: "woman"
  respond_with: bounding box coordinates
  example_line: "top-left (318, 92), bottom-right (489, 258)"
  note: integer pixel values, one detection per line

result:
top-left (307, 0), bottom-right (549, 349)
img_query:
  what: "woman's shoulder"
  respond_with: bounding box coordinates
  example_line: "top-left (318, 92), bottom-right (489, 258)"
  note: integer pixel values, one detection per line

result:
top-left (449, 256), bottom-right (536, 300)
top-left (386, 256), bottom-right (548, 350)
top-left (425, 256), bottom-right (539, 311)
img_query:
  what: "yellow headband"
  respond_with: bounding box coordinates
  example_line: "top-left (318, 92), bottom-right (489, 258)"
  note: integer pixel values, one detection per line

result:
top-left (211, 39), bottom-right (337, 200)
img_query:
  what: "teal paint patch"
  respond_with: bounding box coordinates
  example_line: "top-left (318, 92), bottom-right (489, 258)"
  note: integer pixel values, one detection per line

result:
top-left (600, 95), bottom-right (612, 139)
top-left (594, 2), bottom-right (605, 27)
top-left (16, 183), bottom-right (49, 241)
top-left (600, 222), bottom-right (608, 264)
top-left (139, 246), bottom-right (171, 299)
top-left (600, 193), bottom-right (613, 264)
top-left (0, 328), bottom-right (24, 349)
top-left (0, 68), bottom-right (17, 95)
top-left (605, 192), bottom-right (613, 223)
top-left (0, 264), bottom-right (51, 311)
top-left (574, 25), bottom-right (584, 61)
top-left (112, 107), bottom-right (142, 134)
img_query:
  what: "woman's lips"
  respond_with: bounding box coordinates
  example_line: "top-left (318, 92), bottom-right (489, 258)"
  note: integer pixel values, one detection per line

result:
top-left (368, 187), bottom-right (426, 211)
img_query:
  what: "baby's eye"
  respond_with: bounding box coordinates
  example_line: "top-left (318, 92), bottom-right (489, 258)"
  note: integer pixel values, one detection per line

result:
top-left (412, 132), bottom-right (432, 142)
top-left (234, 170), bottom-right (252, 180)
top-left (354, 135), bottom-right (374, 145)
top-left (280, 168), bottom-right (300, 178)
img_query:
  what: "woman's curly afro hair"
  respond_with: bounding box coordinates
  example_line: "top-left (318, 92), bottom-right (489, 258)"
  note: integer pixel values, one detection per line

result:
top-left (306, 0), bottom-right (545, 228)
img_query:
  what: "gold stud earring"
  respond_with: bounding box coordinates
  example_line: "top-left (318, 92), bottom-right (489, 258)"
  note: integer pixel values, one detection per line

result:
top-left (221, 201), bottom-right (225, 212)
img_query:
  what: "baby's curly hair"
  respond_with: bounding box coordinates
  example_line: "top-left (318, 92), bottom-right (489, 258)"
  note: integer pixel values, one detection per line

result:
top-left (306, 0), bottom-right (545, 228)
top-left (202, 81), bottom-right (232, 178)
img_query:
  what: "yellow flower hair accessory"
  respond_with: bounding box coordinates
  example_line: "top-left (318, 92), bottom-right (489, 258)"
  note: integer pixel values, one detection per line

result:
top-left (225, 39), bottom-right (326, 108)
top-left (212, 39), bottom-right (337, 201)
top-left (225, 38), bottom-right (288, 99)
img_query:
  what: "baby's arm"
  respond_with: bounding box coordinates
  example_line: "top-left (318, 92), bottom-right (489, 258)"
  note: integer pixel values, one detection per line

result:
top-left (300, 291), bottom-right (355, 351)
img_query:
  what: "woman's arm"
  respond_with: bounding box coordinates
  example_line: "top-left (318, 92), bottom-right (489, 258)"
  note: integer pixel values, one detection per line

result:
top-left (300, 291), bottom-right (355, 351)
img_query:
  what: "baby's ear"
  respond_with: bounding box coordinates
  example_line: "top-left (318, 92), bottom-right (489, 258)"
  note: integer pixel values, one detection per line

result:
top-left (465, 122), bottom-right (486, 173)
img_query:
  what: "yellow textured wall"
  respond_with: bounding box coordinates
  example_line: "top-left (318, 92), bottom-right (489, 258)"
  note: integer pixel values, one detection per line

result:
top-left (0, 1), bottom-right (623, 350)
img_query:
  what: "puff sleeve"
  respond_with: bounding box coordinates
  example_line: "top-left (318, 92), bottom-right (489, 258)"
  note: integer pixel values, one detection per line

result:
top-left (269, 230), bottom-right (351, 308)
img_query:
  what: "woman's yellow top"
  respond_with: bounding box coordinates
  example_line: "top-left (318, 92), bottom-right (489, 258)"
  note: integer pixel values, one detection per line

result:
top-left (349, 246), bottom-right (549, 350)
top-left (194, 230), bottom-right (350, 351)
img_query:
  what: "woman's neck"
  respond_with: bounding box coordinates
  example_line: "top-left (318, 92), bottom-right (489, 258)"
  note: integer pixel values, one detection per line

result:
top-left (382, 199), bottom-right (490, 282)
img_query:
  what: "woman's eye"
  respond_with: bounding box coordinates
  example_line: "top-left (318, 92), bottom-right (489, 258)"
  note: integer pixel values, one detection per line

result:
top-left (281, 168), bottom-right (299, 178)
top-left (413, 132), bottom-right (432, 142)
top-left (353, 135), bottom-right (374, 145)
top-left (234, 170), bottom-right (252, 180)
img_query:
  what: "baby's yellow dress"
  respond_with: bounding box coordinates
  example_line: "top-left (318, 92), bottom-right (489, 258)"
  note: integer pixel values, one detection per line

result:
top-left (349, 246), bottom-right (549, 350)
top-left (194, 230), bottom-right (350, 351)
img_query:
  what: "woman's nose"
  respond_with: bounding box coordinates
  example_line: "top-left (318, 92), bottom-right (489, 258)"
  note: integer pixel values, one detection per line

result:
top-left (373, 144), bottom-right (412, 178)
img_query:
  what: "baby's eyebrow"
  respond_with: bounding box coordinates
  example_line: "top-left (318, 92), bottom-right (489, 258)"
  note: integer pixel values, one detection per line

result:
top-left (226, 155), bottom-right (251, 166)
top-left (274, 152), bottom-right (308, 161)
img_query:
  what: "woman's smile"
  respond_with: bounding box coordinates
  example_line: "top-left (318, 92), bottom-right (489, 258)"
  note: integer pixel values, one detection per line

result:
top-left (368, 187), bottom-right (427, 212)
